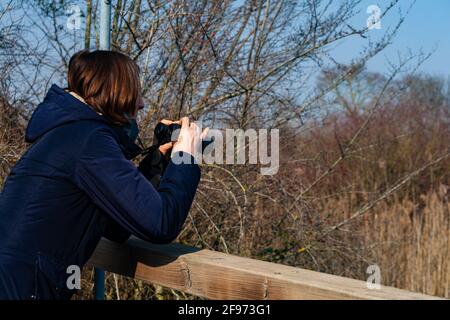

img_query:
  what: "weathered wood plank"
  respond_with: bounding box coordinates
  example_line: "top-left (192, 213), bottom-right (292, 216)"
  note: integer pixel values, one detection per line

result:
top-left (88, 237), bottom-right (442, 300)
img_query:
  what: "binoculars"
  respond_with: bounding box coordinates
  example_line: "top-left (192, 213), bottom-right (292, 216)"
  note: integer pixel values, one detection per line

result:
top-left (154, 122), bottom-right (214, 152)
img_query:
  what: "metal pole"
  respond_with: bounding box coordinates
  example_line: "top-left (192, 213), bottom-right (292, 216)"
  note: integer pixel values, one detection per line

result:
top-left (94, 0), bottom-right (111, 300)
top-left (94, 267), bottom-right (106, 300)
top-left (99, 0), bottom-right (111, 50)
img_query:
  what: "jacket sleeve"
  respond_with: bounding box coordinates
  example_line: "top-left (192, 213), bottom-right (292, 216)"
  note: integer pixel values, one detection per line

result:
top-left (103, 146), bottom-right (171, 243)
top-left (73, 127), bottom-right (200, 244)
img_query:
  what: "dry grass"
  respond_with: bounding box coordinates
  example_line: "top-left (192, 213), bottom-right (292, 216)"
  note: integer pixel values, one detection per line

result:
top-left (369, 188), bottom-right (449, 297)
top-left (318, 187), bottom-right (449, 298)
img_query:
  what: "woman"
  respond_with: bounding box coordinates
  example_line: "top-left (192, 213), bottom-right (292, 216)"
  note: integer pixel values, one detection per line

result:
top-left (0, 50), bottom-right (204, 299)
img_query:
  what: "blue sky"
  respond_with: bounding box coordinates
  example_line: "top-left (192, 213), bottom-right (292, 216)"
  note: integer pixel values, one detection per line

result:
top-left (330, 0), bottom-right (450, 78)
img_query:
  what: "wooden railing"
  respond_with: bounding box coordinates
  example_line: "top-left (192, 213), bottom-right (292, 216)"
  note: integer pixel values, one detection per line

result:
top-left (89, 237), bottom-right (441, 300)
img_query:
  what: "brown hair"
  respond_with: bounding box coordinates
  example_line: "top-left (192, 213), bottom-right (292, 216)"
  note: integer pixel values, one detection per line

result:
top-left (67, 50), bottom-right (140, 124)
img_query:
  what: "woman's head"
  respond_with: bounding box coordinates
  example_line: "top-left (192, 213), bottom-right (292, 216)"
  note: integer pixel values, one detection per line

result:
top-left (67, 50), bottom-right (142, 124)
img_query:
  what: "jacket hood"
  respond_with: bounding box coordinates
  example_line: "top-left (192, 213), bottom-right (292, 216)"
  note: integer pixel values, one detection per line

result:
top-left (25, 84), bottom-right (108, 143)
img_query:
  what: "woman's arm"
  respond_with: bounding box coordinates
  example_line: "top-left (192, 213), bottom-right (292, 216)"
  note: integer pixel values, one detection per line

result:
top-left (73, 127), bottom-right (200, 244)
top-left (103, 146), bottom-right (171, 243)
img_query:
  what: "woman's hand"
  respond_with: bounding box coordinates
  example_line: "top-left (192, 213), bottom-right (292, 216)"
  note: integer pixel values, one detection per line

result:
top-left (172, 117), bottom-right (208, 156)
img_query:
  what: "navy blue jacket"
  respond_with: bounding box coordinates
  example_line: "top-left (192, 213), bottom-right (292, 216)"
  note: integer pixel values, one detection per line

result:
top-left (0, 85), bottom-right (200, 299)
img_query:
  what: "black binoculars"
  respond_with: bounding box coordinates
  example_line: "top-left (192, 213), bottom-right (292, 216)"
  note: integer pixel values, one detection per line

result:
top-left (154, 122), bottom-right (214, 152)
